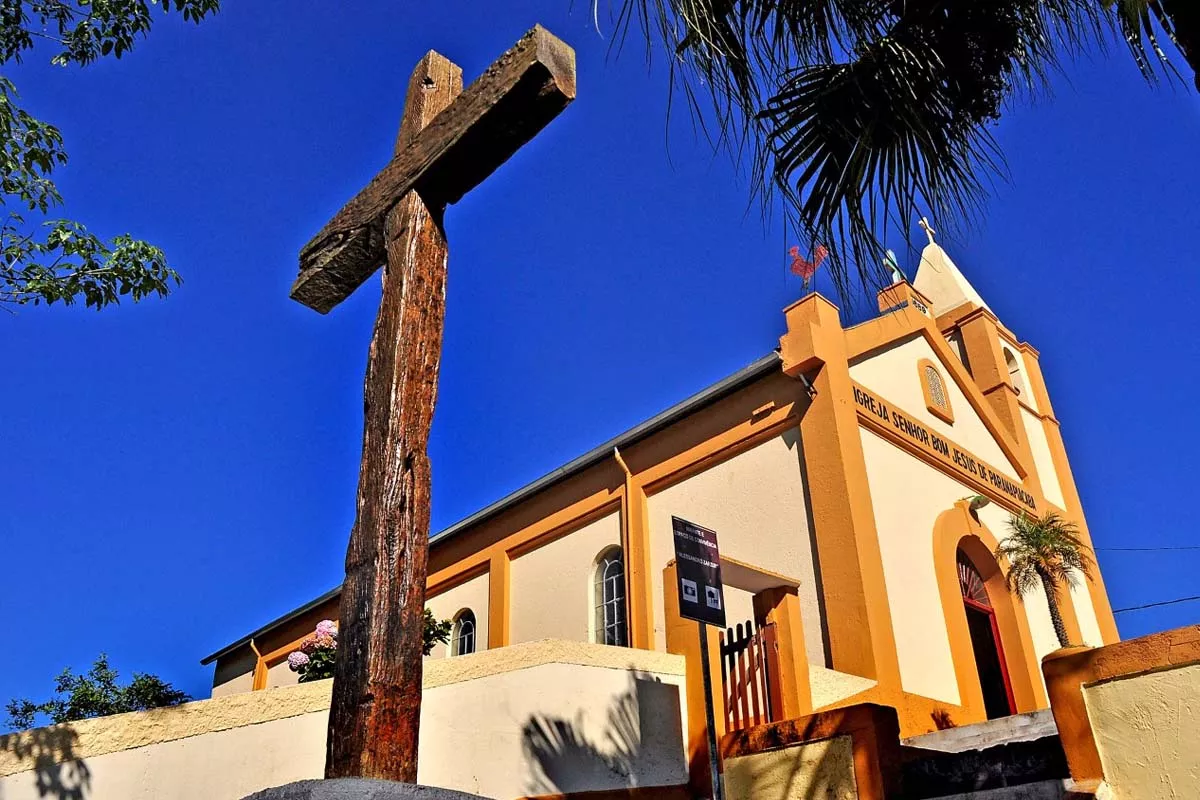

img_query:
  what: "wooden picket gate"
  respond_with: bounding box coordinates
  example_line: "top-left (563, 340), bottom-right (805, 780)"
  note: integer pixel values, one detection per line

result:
top-left (719, 621), bottom-right (782, 731)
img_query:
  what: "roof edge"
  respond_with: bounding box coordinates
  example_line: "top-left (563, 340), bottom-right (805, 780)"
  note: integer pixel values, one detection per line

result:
top-left (200, 351), bottom-right (782, 667)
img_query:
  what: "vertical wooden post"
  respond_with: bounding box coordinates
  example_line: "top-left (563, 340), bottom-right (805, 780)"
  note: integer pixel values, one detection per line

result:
top-left (325, 54), bottom-right (464, 782)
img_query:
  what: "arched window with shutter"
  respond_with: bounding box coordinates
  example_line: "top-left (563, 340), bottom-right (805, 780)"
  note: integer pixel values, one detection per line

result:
top-left (919, 359), bottom-right (954, 423)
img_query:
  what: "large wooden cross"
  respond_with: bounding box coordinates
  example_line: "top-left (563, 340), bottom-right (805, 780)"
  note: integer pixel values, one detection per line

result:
top-left (291, 27), bottom-right (575, 782)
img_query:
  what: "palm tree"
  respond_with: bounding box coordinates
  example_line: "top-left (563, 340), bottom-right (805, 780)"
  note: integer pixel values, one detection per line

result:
top-left (610, 0), bottom-right (1197, 297)
top-left (996, 511), bottom-right (1095, 648)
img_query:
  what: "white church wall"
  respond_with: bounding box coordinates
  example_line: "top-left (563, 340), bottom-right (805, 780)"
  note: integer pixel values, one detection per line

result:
top-left (850, 334), bottom-right (1019, 478)
top-left (0, 641), bottom-right (689, 800)
top-left (509, 512), bottom-right (621, 645)
top-left (425, 571), bottom-right (491, 659)
top-left (859, 428), bottom-right (962, 705)
top-left (644, 429), bottom-right (824, 663)
top-left (1021, 406), bottom-right (1067, 510)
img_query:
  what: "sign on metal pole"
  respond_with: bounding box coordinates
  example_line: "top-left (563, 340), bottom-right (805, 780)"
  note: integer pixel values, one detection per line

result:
top-left (671, 516), bottom-right (726, 628)
top-left (672, 516), bottom-right (726, 800)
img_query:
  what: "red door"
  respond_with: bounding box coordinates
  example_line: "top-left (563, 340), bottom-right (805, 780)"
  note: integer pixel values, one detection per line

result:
top-left (958, 554), bottom-right (1017, 718)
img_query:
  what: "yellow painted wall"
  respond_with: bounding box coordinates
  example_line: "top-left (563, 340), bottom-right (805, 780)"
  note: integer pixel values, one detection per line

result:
top-left (1085, 661), bottom-right (1200, 800)
top-left (509, 512), bottom-right (620, 645)
top-left (426, 571), bottom-right (490, 659)
top-left (1021, 407), bottom-right (1067, 509)
top-left (849, 334), bottom-right (1019, 477)
top-left (645, 430), bottom-right (824, 662)
top-left (723, 733), bottom-right (857, 800)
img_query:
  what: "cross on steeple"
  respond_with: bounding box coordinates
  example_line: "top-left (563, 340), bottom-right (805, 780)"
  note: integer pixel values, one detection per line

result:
top-left (919, 216), bottom-right (937, 246)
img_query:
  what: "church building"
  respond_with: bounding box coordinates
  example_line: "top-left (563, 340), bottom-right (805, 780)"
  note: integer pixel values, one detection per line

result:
top-left (202, 233), bottom-right (1118, 752)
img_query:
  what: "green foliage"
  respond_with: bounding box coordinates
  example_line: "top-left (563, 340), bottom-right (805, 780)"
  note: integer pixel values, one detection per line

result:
top-left (997, 511), bottom-right (1095, 647)
top-left (424, 608), bottom-right (452, 655)
top-left (616, 0), bottom-right (1197, 299)
top-left (5, 653), bottom-right (190, 731)
top-left (0, 0), bottom-right (220, 310)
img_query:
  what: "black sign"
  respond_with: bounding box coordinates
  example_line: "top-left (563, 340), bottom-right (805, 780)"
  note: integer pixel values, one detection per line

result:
top-left (671, 516), bottom-right (726, 627)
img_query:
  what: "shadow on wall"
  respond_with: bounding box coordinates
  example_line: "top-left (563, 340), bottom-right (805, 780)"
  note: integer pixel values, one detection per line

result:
top-left (0, 725), bottom-right (91, 800)
top-left (521, 670), bottom-right (685, 796)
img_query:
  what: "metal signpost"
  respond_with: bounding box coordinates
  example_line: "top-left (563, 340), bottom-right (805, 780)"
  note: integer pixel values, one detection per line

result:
top-left (671, 516), bottom-right (726, 800)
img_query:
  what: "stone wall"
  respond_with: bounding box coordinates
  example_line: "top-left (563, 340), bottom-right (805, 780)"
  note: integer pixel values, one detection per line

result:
top-left (0, 640), bottom-right (688, 800)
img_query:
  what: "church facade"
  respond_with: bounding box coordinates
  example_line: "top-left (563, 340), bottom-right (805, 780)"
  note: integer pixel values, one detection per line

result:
top-left (202, 237), bottom-right (1118, 745)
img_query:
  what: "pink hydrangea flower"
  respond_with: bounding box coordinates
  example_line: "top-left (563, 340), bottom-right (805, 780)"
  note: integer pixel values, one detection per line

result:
top-left (287, 651), bottom-right (310, 671)
top-left (316, 620), bottom-right (337, 638)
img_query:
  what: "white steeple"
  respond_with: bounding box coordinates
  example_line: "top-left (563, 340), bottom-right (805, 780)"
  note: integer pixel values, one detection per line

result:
top-left (911, 217), bottom-right (991, 318)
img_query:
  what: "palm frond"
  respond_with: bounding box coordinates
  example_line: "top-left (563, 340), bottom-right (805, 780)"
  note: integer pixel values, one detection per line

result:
top-left (996, 511), bottom-right (1094, 598)
top-left (1108, 0), bottom-right (1199, 89)
top-left (612, 0), bottom-right (1110, 300)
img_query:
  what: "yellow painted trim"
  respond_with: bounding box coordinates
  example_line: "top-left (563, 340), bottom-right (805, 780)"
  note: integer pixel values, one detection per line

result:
top-left (1018, 348), bottom-right (1119, 644)
top-left (853, 381), bottom-right (1041, 516)
top-left (934, 503), bottom-right (1048, 723)
top-left (615, 448), bottom-right (654, 650)
top-left (488, 550), bottom-right (511, 649)
top-left (844, 306), bottom-right (1031, 479)
top-left (918, 357), bottom-right (955, 424)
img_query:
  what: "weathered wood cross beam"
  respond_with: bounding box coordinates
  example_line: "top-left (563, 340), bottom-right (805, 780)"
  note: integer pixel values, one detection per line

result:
top-left (290, 26), bottom-right (575, 782)
top-left (293, 25), bottom-right (576, 314)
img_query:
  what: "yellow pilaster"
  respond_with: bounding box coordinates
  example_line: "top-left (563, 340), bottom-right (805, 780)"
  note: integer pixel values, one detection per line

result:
top-left (753, 586), bottom-right (813, 718)
top-left (488, 551), bottom-right (511, 649)
top-left (778, 294), bottom-right (901, 689)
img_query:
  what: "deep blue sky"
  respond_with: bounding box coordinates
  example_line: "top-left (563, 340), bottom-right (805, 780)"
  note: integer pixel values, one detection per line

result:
top-left (3, 2), bottom-right (1198, 709)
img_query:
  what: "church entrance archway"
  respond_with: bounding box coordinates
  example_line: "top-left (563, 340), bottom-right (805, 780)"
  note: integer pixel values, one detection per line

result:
top-left (957, 551), bottom-right (1016, 719)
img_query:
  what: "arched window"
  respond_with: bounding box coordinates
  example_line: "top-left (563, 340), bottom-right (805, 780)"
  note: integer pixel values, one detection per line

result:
top-left (1003, 347), bottom-right (1026, 398)
top-left (593, 547), bottom-right (628, 647)
top-left (452, 609), bottom-right (476, 656)
top-left (919, 359), bottom-right (954, 423)
top-left (957, 552), bottom-right (990, 606)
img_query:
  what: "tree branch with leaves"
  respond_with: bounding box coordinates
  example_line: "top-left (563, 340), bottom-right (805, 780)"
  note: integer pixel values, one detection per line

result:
top-left (0, 0), bottom-right (219, 311)
top-left (6, 653), bottom-right (190, 732)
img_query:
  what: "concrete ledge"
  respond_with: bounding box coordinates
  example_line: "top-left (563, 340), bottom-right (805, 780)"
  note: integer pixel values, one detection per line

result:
top-left (0, 639), bottom-right (684, 778)
top-left (424, 639), bottom-right (685, 689)
top-left (0, 678), bottom-right (332, 778)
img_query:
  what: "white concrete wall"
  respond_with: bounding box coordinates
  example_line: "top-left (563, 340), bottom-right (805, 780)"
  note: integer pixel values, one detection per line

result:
top-left (1021, 407), bottom-right (1067, 510)
top-left (425, 571), bottom-right (490, 659)
top-left (510, 513), bottom-right (621, 646)
top-left (0, 641), bottom-right (689, 800)
top-left (850, 334), bottom-right (1019, 478)
top-left (644, 430), bottom-right (824, 663)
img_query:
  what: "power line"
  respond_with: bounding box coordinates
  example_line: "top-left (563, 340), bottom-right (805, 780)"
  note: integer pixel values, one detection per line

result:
top-left (1113, 595), bottom-right (1200, 614)
top-left (1098, 546), bottom-right (1200, 552)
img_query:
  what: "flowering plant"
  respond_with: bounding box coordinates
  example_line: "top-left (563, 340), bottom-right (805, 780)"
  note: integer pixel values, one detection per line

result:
top-left (287, 619), bottom-right (338, 683)
top-left (286, 611), bottom-right (453, 683)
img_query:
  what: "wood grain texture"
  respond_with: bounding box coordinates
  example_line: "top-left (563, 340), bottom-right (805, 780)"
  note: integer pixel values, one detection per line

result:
top-left (324, 51), bottom-right (462, 783)
top-left (291, 25), bottom-right (576, 313)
